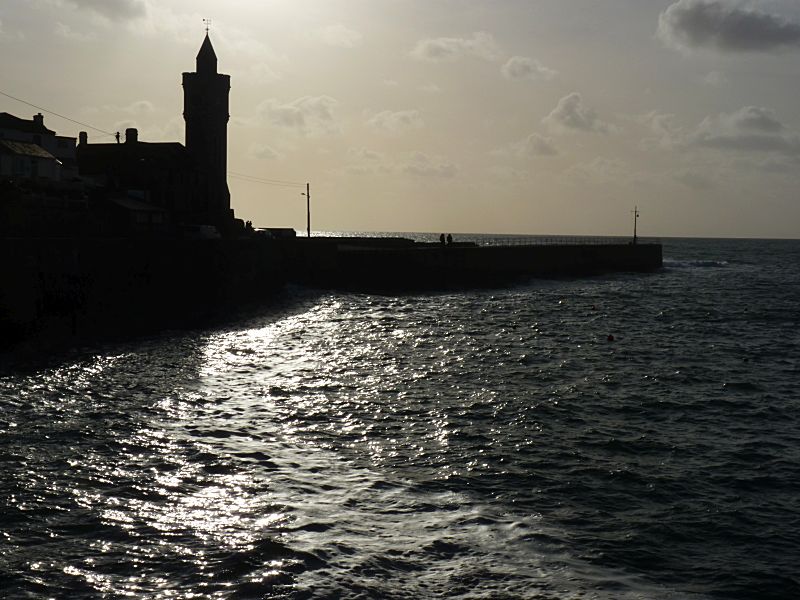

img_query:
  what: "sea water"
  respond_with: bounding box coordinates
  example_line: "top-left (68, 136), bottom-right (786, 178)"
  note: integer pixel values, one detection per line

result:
top-left (1, 237), bottom-right (798, 599)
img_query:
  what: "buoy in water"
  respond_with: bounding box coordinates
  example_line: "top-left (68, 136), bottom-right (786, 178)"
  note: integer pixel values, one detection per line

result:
top-left (607, 334), bottom-right (615, 342)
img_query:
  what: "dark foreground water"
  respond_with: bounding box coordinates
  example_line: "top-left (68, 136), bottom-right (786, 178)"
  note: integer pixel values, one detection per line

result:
top-left (2, 237), bottom-right (799, 599)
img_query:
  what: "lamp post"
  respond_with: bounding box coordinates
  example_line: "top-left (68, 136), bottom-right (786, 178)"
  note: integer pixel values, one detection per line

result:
top-left (632, 205), bottom-right (639, 245)
top-left (301, 183), bottom-right (310, 238)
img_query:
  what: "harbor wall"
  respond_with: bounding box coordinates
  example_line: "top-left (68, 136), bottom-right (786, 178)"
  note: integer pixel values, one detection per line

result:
top-left (1, 236), bottom-right (662, 351)
top-left (289, 240), bottom-right (662, 290)
top-left (0, 237), bottom-right (286, 351)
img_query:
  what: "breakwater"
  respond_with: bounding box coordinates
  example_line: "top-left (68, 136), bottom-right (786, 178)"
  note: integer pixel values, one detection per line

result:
top-left (0, 237), bottom-right (285, 351)
top-left (289, 236), bottom-right (662, 290)
top-left (0, 235), bottom-right (661, 351)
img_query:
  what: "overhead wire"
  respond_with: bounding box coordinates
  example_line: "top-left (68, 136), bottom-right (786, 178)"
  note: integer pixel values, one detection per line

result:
top-left (0, 89), bottom-right (117, 138)
top-left (227, 171), bottom-right (305, 188)
top-left (1, 89), bottom-right (307, 189)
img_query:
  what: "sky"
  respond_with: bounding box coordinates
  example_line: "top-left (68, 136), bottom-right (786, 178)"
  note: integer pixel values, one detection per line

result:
top-left (2, 0), bottom-right (800, 238)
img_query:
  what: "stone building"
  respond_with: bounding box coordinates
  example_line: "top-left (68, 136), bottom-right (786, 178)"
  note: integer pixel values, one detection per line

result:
top-left (0, 112), bottom-right (78, 181)
top-left (76, 34), bottom-right (236, 233)
top-left (182, 33), bottom-right (233, 229)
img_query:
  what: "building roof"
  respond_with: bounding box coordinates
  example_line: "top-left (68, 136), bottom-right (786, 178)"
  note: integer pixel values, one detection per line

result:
top-left (0, 112), bottom-right (56, 135)
top-left (196, 34), bottom-right (218, 73)
top-left (0, 140), bottom-right (56, 159)
top-left (77, 141), bottom-right (190, 175)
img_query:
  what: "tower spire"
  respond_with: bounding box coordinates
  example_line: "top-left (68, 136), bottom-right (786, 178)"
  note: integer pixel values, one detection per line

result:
top-left (196, 28), bottom-right (218, 74)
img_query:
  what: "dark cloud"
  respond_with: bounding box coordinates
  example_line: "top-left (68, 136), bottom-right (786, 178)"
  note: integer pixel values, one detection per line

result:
top-left (66, 0), bottom-right (146, 21)
top-left (691, 106), bottom-right (800, 154)
top-left (658, 0), bottom-right (800, 52)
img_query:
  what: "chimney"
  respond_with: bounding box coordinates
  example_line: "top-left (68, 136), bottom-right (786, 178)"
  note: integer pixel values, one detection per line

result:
top-left (78, 131), bottom-right (88, 145)
top-left (125, 128), bottom-right (138, 144)
top-left (33, 113), bottom-right (44, 127)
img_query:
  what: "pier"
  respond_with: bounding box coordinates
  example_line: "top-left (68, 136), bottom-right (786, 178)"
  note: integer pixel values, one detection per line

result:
top-left (286, 236), bottom-right (663, 291)
top-left (0, 234), bottom-right (662, 350)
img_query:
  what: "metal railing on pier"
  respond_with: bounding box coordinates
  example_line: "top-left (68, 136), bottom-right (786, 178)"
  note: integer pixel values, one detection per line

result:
top-left (473, 236), bottom-right (661, 247)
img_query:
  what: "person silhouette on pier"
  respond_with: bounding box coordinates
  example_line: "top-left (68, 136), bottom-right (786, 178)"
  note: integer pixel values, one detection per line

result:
top-left (446, 233), bottom-right (453, 245)
top-left (439, 233), bottom-right (445, 245)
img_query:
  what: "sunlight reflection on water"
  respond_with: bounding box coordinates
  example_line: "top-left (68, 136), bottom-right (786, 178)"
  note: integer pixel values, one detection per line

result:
top-left (3, 239), bottom-right (799, 598)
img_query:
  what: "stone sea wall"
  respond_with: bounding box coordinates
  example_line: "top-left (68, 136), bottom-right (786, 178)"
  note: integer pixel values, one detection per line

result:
top-left (0, 236), bottom-right (662, 351)
top-left (0, 237), bottom-right (286, 351)
top-left (291, 239), bottom-right (663, 290)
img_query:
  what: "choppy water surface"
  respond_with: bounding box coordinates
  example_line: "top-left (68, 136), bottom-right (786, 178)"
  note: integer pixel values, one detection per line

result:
top-left (2, 237), bottom-right (799, 599)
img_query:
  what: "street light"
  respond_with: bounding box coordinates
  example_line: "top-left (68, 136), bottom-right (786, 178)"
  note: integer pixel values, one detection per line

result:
top-left (301, 182), bottom-right (310, 238)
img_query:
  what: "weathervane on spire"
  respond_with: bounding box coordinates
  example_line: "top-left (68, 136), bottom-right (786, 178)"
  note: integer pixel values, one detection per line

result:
top-left (203, 18), bottom-right (211, 35)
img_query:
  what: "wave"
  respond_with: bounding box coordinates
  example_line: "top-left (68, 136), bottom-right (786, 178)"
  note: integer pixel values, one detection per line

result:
top-left (663, 258), bottom-right (729, 269)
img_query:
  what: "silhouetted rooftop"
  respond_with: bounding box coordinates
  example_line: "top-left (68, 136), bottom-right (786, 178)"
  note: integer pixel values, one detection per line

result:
top-left (77, 141), bottom-right (190, 175)
top-left (0, 112), bottom-right (55, 135)
top-left (0, 140), bottom-right (56, 159)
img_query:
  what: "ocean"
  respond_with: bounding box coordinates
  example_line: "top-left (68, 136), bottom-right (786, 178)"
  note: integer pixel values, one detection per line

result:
top-left (1, 236), bottom-right (798, 599)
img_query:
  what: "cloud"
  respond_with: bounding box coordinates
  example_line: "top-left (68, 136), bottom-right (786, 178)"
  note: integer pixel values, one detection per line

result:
top-left (257, 96), bottom-right (339, 136)
top-left (709, 105), bottom-right (784, 133)
top-left (348, 147), bottom-right (384, 162)
top-left (702, 70), bottom-right (727, 86)
top-left (402, 152), bottom-right (459, 178)
top-left (496, 133), bottom-right (558, 158)
top-left (64, 0), bottom-right (146, 21)
top-left (543, 93), bottom-right (612, 134)
top-left (486, 165), bottom-right (530, 182)
top-left (140, 117), bottom-right (183, 143)
top-left (248, 143), bottom-right (281, 161)
top-left (123, 100), bottom-right (155, 115)
top-left (519, 133), bottom-right (558, 157)
top-left (674, 169), bottom-right (714, 190)
top-left (341, 148), bottom-right (458, 178)
top-left (565, 157), bottom-right (635, 186)
top-left (343, 147), bottom-right (392, 175)
top-left (410, 32), bottom-right (499, 62)
top-left (690, 106), bottom-right (800, 154)
top-left (85, 100), bottom-right (155, 115)
top-left (243, 63), bottom-right (282, 85)
top-left (54, 22), bottom-right (97, 41)
top-left (367, 110), bottom-right (424, 133)
top-left (658, 0), bottom-right (800, 53)
top-left (316, 24), bottom-right (362, 48)
top-left (754, 156), bottom-right (799, 174)
top-left (638, 110), bottom-right (683, 149)
top-left (0, 18), bottom-right (25, 41)
top-left (637, 106), bottom-right (800, 157)
top-left (133, 5), bottom-right (286, 75)
top-left (501, 56), bottom-right (556, 81)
